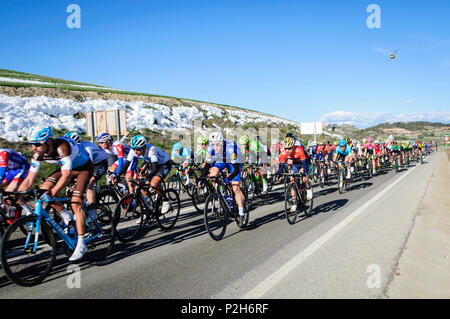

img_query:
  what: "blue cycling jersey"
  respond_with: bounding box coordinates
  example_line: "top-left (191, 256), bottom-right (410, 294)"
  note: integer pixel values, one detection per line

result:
top-left (171, 146), bottom-right (193, 164)
top-left (334, 145), bottom-right (352, 157)
top-left (206, 140), bottom-right (242, 165)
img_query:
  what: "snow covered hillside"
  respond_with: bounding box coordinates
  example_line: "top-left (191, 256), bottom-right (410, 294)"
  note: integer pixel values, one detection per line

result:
top-left (0, 93), bottom-right (301, 142)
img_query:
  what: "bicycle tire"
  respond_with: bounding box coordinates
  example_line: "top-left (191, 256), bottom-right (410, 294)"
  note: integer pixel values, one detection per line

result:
top-left (235, 187), bottom-right (250, 229)
top-left (302, 185), bottom-right (314, 217)
top-left (1, 215), bottom-right (56, 287)
top-left (85, 205), bottom-right (116, 262)
top-left (113, 193), bottom-right (143, 243)
top-left (192, 182), bottom-right (209, 213)
top-left (338, 169), bottom-right (345, 194)
top-left (203, 192), bottom-right (227, 241)
top-left (98, 189), bottom-right (120, 215)
top-left (155, 188), bottom-right (180, 231)
top-left (284, 182), bottom-right (300, 225)
top-left (168, 175), bottom-right (181, 193)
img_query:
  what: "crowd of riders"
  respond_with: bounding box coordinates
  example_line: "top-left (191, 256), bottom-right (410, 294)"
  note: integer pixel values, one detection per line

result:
top-left (0, 125), bottom-right (439, 261)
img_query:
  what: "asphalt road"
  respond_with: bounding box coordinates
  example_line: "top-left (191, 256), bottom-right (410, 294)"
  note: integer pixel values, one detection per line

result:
top-left (0, 152), bottom-right (439, 298)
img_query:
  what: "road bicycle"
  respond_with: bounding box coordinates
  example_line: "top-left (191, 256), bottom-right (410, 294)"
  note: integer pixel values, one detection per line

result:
top-left (113, 177), bottom-right (180, 243)
top-left (167, 164), bottom-right (196, 198)
top-left (0, 189), bottom-right (115, 287)
top-left (336, 160), bottom-right (351, 194)
top-left (283, 171), bottom-right (314, 225)
top-left (203, 171), bottom-right (250, 241)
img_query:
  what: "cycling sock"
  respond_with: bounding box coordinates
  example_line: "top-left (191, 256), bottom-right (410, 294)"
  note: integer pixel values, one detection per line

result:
top-left (239, 207), bottom-right (245, 216)
top-left (77, 235), bottom-right (86, 248)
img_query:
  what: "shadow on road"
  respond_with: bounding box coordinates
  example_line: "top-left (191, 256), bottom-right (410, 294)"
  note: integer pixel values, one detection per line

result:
top-left (312, 199), bottom-right (348, 216)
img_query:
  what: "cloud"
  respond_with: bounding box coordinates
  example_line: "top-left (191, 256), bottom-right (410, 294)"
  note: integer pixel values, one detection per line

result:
top-left (373, 47), bottom-right (389, 56)
top-left (320, 110), bottom-right (450, 128)
top-left (401, 99), bottom-right (416, 104)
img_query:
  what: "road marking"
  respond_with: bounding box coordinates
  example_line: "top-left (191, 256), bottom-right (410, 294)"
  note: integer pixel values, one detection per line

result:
top-left (242, 157), bottom-right (429, 298)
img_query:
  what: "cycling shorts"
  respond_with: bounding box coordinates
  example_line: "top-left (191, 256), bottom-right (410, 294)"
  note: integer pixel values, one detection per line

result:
top-left (213, 162), bottom-right (241, 182)
top-left (43, 160), bottom-right (94, 200)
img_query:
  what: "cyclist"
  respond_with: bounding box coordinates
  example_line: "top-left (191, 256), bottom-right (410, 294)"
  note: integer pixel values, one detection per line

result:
top-left (0, 148), bottom-right (31, 222)
top-left (391, 141), bottom-right (402, 168)
top-left (333, 139), bottom-right (353, 180)
top-left (171, 142), bottom-right (194, 186)
top-left (0, 148), bottom-right (30, 193)
top-left (96, 132), bottom-right (130, 180)
top-left (125, 135), bottom-right (172, 214)
top-left (316, 140), bottom-right (331, 179)
top-left (65, 131), bottom-right (109, 221)
top-left (203, 131), bottom-right (246, 225)
top-left (250, 136), bottom-right (270, 193)
top-left (279, 137), bottom-right (313, 212)
top-left (374, 140), bottom-right (383, 168)
top-left (364, 137), bottom-right (376, 175)
top-left (195, 135), bottom-right (209, 166)
top-left (18, 126), bottom-right (94, 261)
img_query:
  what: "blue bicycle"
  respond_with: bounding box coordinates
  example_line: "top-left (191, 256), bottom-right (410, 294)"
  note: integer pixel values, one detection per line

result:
top-left (0, 189), bottom-right (115, 287)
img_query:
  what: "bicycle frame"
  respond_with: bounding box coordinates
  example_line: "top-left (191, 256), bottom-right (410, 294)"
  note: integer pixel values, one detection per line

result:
top-left (27, 197), bottom-right (103, 252)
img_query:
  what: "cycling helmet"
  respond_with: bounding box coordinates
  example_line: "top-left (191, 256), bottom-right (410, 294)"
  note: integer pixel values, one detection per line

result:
top-left (97, 132), bottom-right (113, 143)
top-left (285, 133), bottom-right (295, 138)
top-left (239, 135), bottom-right (249, 145)
top-left (28, 126), bottom-right (53, 143)
top-left (338, 139), bottom-right (346, 147)
top-left (375, 140), bottom-right (380, 144)
top-left (197, 135), bottom-right (209, 144)
top-left (282, 137), bottom-right (295, 149)
top-left (65, 131), bottom-right (81, 143)
top-left (173, 142), bottom-right (182, 151)
top-left (256, 135), bottom-right (261, 141)
top-left (209, 132), bottom-right (224, 143)
top-left (367, 137), bottom-right (372, 143)
top-left (130, 135), bottom-right (147, 149)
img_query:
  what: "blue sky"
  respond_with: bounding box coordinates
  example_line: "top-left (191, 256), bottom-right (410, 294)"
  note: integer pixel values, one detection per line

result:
top-left (1, 0), bottom-right (449, 127)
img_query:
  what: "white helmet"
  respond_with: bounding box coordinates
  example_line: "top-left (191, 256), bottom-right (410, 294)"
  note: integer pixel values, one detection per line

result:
top-left (209, 131), bottom-right (223, 143)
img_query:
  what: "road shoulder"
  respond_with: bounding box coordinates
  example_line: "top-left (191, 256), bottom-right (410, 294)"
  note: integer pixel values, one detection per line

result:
top-left (386, 151), bottom-right (450, 298)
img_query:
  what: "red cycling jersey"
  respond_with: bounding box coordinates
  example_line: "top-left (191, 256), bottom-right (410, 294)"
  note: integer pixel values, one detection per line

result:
top-left (279, 145), bottom-right (309, 164)
top-left (316, 145), bottom-right (331, 154)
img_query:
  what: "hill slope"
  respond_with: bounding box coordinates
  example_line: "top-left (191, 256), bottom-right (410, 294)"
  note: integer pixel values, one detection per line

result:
top-left (1, 69), bottom-right (325, 149)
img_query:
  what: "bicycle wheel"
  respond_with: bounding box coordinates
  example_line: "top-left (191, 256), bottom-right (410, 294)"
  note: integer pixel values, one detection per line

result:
top-left (338, 169), bottom-right (345, 194)
top-left (284, 182), bottom-right (300, 225)
top-left (302, 185), bottom-right (314, 217)
top-left (192, 182), bottom-right (210, 213)
top-left (204, 192), bottom-right (227, 241)
top-left (155, 189), bottom-right (180, 231)
top-left (85, 205), bottom-right (116, 262)
top-left (168, 175), bottom-right (181, 193)
top-left (98, 189), bottom-right (120, 215)
top-left (113, 193), bottom-right (143, 243)
top-left (1, 215), bottom-right (56, 287)
top-left (235, 188), bottom-right (250, 229)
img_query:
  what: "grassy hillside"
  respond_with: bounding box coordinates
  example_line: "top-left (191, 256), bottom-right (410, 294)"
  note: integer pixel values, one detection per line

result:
top-left (324, 122), bottom-right (450, 142)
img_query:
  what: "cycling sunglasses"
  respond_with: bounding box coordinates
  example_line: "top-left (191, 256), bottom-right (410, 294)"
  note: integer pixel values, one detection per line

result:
top-left (30, 142), bottom-right (44, 147)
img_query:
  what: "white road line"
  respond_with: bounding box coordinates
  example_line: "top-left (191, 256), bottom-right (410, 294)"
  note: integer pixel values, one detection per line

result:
top-left (242, 157), bottom-right (429, 298)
